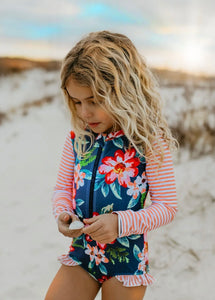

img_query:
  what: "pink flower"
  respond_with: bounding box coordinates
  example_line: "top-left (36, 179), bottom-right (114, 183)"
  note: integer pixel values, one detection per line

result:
top-left (74, 164), bottom-right (86, 189)
top-left (127, 173), bottom-right (147, 199)
top-left (70, 187), bottom-right (76, 210)
top-left (85, 245), bottom-right (109, 266)
top-left (85, 244), bottom-right (96, 262)
top-left (137, 251), bottom-right (146, 272)
top-left (99, 149), bottom-right (140, 187)
top-left (94, 247), bottom-right (109, 266)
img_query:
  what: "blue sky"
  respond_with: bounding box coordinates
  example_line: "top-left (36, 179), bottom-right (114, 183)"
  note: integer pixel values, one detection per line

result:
top-left (1, 0), bottom-right (214, 75)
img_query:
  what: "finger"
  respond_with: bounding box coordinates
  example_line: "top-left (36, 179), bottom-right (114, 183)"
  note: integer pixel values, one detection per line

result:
top-left (59, 212), bottom-right (71, 222)
top-left (83, 216), bottom-right (98, 225)
top-left (83, 222), bottom-right (102, 235)
top-left (61, 227), bottom-right (83, 238)
top-left (87, 228), bottom-right (105, 239)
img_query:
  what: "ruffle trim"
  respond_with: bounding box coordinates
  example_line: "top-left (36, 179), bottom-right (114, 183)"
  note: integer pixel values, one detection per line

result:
top-left (58, 254), bottom-right (80, 266)
top-left (115, 273), bottom-right (155, 287)
top-left (58, 254), bottom-right (155, 287)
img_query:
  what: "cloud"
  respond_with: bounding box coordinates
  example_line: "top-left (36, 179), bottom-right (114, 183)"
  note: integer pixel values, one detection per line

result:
top-left (79, 3), bottom-right (145, 24)
top-left (0, 0), bottom-right (215, 74)
top-left (0, 0), bottom-right (80, 21)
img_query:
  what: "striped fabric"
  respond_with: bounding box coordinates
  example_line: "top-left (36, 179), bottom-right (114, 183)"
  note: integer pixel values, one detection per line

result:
top-left (52, 132), bottom-right (178, 235)
top-left (52, 133), bottom-right (75, 221)
top-left (115, 139), bottom-right (178, 237)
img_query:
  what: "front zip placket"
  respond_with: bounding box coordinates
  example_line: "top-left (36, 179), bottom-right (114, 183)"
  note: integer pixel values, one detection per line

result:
top-left (88, 144), bottom-right (103, 217)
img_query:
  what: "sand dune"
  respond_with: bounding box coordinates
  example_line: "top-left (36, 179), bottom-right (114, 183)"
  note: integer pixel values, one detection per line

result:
top-left (0, 63), bottom-right (214, 299)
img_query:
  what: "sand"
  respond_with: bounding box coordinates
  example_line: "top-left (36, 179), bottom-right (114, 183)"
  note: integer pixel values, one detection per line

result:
top-left (0, 69), bottom-right (214, 300)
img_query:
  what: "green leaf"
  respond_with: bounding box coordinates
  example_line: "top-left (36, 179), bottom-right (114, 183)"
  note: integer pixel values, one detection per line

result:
top-left (81, 169), bottom-right (92, 180)
top-left (127, 195), bottom-right (140, 209)
top-left (101, 183), bottom-right (109, 197)
top-left (140, 191), bottom-right (147, 208)
top-left (99, 263), bottom-right (108, 275)
top-left (80, 155), bottom-right (97, 167)
top-left (88, 260), bottom-right (95, 269)
top-left (133, 244), bottom-right (141, 261)
top-left (128, 234), bottom-right (141, 240)
top-left (117, 237), bottom-right (130, 248)
top-left (113, 138), bottom-right (124, 149)
top-left (74, 234), bottom-right (83, 241)
top-left (110, 182), bottom-right (122, 199)
top-left (110, 257), bottom-right (115, 265)
top-left (71, 243), bottom-right (85, 249)
top-left (95, 179), bottom-right (104, 191)
top-left (76, 198), bottom-right (84, 206)
top-left (83, 237), bottom-right (87, 248)
top-left (75, 206), bottom-right (83, 218)
top-left (96, 172), bottom-right (105, 179)
top-left (135, 270), bottom-right (143, 275)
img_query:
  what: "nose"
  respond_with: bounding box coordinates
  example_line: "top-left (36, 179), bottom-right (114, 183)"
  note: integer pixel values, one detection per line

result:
top-left (81, 103), bottom-right (94, 119)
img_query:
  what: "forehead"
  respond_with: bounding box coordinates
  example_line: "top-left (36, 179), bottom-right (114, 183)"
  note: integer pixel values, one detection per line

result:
top-left (66, 77), bottom-right (93, 99)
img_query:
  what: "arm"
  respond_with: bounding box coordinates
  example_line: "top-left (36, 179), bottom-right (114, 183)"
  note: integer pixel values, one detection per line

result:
top-left (52, 132), bottom-right (75, 222)
top-left (115, 138), bottom-right (178, 237)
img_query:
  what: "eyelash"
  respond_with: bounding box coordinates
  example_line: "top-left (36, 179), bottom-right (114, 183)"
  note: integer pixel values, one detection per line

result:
top-left (73, 101), bottom-right (96, 105)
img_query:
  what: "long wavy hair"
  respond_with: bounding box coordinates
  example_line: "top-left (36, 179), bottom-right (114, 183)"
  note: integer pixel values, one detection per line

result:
top-left (60, 30), bottom-right (178, 163)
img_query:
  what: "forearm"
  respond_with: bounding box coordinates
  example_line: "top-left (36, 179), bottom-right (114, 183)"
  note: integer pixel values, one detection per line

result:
top-left (52, 191), bottom-right (74, 221)
top-left (115, 137), bottom-right (178, 237)
top-left (52, 131), bottom-right (75, 222)
top-left (115, 202), bottom-right (177, 237)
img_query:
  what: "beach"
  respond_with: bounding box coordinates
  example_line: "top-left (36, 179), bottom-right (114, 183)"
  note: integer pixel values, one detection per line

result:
top-left (0, 66), bottom-right (214, 300)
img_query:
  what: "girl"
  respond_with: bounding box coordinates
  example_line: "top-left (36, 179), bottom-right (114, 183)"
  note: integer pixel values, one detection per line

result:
top-left (45, 30), bottom-right (178, 300)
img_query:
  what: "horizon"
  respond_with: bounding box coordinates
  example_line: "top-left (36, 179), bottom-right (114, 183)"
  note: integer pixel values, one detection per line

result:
top-left (1, 55), bottom-right (214, 78)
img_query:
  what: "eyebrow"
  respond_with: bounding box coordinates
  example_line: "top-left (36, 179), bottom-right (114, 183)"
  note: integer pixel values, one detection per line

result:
top-left (65, 88), bottom-right (94, 101)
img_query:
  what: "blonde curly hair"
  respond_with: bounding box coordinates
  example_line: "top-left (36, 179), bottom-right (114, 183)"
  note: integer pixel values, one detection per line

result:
top-left (60, 30), bottom-right (178, 163)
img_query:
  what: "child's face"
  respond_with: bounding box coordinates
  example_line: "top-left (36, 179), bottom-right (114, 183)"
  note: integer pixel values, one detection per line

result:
top-left (66, 77), bottom-right (114, 134)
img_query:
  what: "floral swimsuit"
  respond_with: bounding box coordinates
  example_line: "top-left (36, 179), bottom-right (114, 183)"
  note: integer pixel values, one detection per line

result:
top-left (53, 130), bottom-right (177, 286)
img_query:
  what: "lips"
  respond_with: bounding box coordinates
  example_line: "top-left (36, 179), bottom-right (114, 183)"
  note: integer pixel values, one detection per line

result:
top-left (88, 122), bottom-right (100, 127)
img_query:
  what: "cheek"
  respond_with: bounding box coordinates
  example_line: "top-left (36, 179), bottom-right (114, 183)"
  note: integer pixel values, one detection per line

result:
top-left (74, 106), bottom-right (82, 117)
top-left (100, 111), bottom-right (113, 123)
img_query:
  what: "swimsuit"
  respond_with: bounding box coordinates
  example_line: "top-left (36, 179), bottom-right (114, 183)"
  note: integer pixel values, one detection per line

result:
top-left (52, 130), bottom-right (177, 286)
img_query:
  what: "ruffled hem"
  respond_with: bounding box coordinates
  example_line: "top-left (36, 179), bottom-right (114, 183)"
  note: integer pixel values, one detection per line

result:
top-left (58, 255), bottom-right (155, 287)
top-left (115, 273), bottom-right (155, 287)
top-left (58, 254), bottom-right (80, 266)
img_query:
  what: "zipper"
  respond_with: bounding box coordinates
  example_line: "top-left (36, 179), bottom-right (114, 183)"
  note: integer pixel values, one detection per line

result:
top-left (89, 145), bottom-right (103, 217)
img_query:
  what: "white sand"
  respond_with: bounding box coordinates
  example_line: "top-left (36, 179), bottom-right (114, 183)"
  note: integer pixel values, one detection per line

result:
top-left (0, 70), bottom-right (214, 300)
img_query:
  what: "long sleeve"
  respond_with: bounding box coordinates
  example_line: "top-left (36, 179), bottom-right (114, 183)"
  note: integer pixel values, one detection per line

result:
top-left (115, 138), bottom-right (178, 237)
top-left (52, 132), bottom-right (75, 221)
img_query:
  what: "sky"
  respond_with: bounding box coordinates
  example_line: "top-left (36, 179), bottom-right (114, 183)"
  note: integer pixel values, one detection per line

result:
top-left (0, 0), bottom-right (215, 75)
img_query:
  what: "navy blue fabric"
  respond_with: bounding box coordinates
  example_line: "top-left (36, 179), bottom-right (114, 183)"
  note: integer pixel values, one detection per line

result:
top-left (69, 132), bottom-right (149, 282)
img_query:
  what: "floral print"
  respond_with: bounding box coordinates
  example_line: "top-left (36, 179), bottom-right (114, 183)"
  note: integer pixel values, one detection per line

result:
top-left (98, 275), bottom-right (111, 283)
top-left (99, 149), bottom-right (140, 187)
top-left (85, 244), bottom-right (109, 266)
top-left (74, 164), bottom-right (86, 189)
top-left (67, 130), bottom-right (150, 282)
top-left (137, 251), bottom-right (146, 272)
top-left (127, 173), bottom-right (147, 199)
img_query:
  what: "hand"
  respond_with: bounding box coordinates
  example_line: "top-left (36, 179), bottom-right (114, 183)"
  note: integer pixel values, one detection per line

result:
top-left (83, 213), bottom-right (118, 244)
top-left (58, 212), bottom-right (83, 238)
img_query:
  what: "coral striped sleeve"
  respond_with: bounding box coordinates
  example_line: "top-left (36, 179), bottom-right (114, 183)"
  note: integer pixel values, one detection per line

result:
top-left (52, 132), bottom-right (75, 221)
top-left (115, 138), bottom-right (178, 237)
